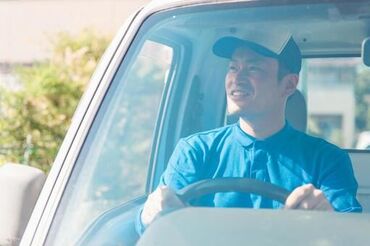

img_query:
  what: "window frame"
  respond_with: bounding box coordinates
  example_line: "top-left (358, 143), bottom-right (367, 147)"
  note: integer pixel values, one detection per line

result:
top-left (44, 26), bottom-right (184, 246)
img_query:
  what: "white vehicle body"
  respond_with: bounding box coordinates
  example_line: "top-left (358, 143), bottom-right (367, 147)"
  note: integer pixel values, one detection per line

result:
top-left (0, 0), bottom-right (369, 245)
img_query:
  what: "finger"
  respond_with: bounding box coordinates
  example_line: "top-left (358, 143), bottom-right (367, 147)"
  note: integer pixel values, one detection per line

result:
top-left (296, 188), bottom-right (334, 211)
top-left (285, 184), bottom-right (315, 209)
top-left (141, 186), bottom-right (169, 225)
top-left (150, 187), bottom-right (186, 224)
top-left (314, 198), bottom-right (333, 211)
top-left (296, 189), bottom-right (322, 210)
top-left (310, 191), bottom-right (334, 211)
top-left (159, 186), bottom-right (186, 208)
top-left (141, 201), bottom-right (158, 226)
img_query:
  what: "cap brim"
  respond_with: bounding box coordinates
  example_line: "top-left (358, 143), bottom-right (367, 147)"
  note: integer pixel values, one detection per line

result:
top-left (212, 35), bottom-right (302, 74)
top-left (213, 36), bottom-right (279, 59)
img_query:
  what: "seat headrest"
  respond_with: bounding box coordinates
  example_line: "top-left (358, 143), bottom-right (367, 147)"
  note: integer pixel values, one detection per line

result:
top-left (285, 89), bottom-right (307, 131)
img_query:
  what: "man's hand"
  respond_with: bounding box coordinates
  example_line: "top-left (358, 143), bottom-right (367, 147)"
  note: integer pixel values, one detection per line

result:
top-left (141, 186), bottom-right (185, 227)
top-left (284, 184), bottom-right (333, 211)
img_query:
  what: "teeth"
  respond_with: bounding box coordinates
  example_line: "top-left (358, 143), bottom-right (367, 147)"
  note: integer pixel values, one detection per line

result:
top-left (232, 91), bottom-right (247, 96)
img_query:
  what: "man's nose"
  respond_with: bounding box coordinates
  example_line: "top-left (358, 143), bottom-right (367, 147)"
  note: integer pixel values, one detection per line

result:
top-left (235, 67), bottom-right (249, 81)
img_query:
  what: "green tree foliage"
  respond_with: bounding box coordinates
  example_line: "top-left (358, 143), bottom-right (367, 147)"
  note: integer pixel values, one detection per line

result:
top-left (0, 30), bottom-right (110, 172)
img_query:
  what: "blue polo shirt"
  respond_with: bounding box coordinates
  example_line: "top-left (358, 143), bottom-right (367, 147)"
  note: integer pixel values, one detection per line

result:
top-left (160, 123), bottom-right (361, 209)
top-left (136, 123), bottom-right (362, 234)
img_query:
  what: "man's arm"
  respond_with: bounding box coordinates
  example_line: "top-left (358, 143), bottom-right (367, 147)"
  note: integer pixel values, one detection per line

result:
top-left (285, 148), bottom-right (361, 212)
top-left (136, 139), bottom-right (203, 234)
top-left (140, 186), bottom-right (185, 227)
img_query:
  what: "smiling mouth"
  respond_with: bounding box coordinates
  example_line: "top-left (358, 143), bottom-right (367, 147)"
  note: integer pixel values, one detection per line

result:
top-left (230, 90), bottom-right (251, 97)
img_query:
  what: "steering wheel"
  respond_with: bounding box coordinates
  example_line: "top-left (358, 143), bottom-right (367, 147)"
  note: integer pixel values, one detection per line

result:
top-left (176, 178), bottom-right (290, 204)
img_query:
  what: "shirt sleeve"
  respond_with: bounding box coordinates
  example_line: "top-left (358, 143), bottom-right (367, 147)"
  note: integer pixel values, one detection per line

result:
top-left (159, 138), bottom-right (204, 190)
top-left (135, 205), bottom-right (146, 236)
top-left (318, 148), bottom-right (362, 212)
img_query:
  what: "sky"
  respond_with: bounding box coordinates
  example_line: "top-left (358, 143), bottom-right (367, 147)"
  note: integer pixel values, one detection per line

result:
top-left (0, 0), bottom-right (150, 63)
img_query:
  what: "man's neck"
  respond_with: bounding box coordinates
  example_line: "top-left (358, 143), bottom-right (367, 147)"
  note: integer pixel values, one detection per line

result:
top-left (239, 115), bottom-right (285, 140)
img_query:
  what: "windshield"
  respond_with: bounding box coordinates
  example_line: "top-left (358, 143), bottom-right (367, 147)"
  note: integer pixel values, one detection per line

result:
top-left (45, 1), bottom-right (370, 245)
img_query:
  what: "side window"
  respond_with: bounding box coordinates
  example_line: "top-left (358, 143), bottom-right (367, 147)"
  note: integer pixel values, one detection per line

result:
top-left (47, 39), bottom-right (175, 244)
top-left (301, 58), bottom-right (370, 149)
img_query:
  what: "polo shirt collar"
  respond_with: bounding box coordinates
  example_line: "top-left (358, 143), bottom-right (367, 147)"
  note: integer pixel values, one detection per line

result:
top-left (233, 121), bottom-right (293, 148)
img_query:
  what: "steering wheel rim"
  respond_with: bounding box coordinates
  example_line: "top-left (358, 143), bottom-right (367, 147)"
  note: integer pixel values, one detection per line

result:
top-left (176, 178), bottom-right (290, 204)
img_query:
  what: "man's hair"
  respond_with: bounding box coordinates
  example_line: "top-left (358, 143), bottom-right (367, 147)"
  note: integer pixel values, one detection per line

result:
top-left (277, 61), bottom-right (294, 81)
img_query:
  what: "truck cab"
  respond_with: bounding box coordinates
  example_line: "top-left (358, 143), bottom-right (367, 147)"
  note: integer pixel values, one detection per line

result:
top-left (2, 0), bottom-right (370, 245)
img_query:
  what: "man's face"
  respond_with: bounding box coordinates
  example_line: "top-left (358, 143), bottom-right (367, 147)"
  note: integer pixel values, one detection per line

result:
top-left (225, 47), bottom-right (289, 118)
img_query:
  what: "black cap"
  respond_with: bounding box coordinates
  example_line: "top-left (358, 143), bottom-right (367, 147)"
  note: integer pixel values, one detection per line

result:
top-left (213, 35), bottom-right (302, 74)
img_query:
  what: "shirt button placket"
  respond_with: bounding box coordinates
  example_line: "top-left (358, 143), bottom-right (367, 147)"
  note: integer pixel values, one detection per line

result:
top-left (251, 141), bottom-right (268, 181)
top-left (250, 141), bottom-right (270, 208)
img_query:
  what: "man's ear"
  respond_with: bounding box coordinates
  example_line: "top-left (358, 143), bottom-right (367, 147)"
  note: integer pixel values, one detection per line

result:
top-left (281, 74), bottom-right (299, 97)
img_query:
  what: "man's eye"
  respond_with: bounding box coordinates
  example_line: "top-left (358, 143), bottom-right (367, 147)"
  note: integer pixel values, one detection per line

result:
top-left (228, 64), bottom-right (239, 72)
top-left (248, 66), bottom-right (262, 73)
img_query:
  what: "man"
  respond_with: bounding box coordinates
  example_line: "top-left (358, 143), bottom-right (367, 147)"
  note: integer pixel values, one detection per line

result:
top-left (136, 33), bottom-right (362, 234)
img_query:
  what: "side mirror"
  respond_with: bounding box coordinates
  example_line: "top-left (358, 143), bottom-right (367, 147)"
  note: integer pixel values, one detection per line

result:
top-left (0, 164), bottom-right (46, 245)
top-left (362, 37), bottom-right (370, 67)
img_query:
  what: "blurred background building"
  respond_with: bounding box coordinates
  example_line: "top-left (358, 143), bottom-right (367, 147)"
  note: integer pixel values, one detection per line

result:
top-left (0, 0), bottom-right (150, 86)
